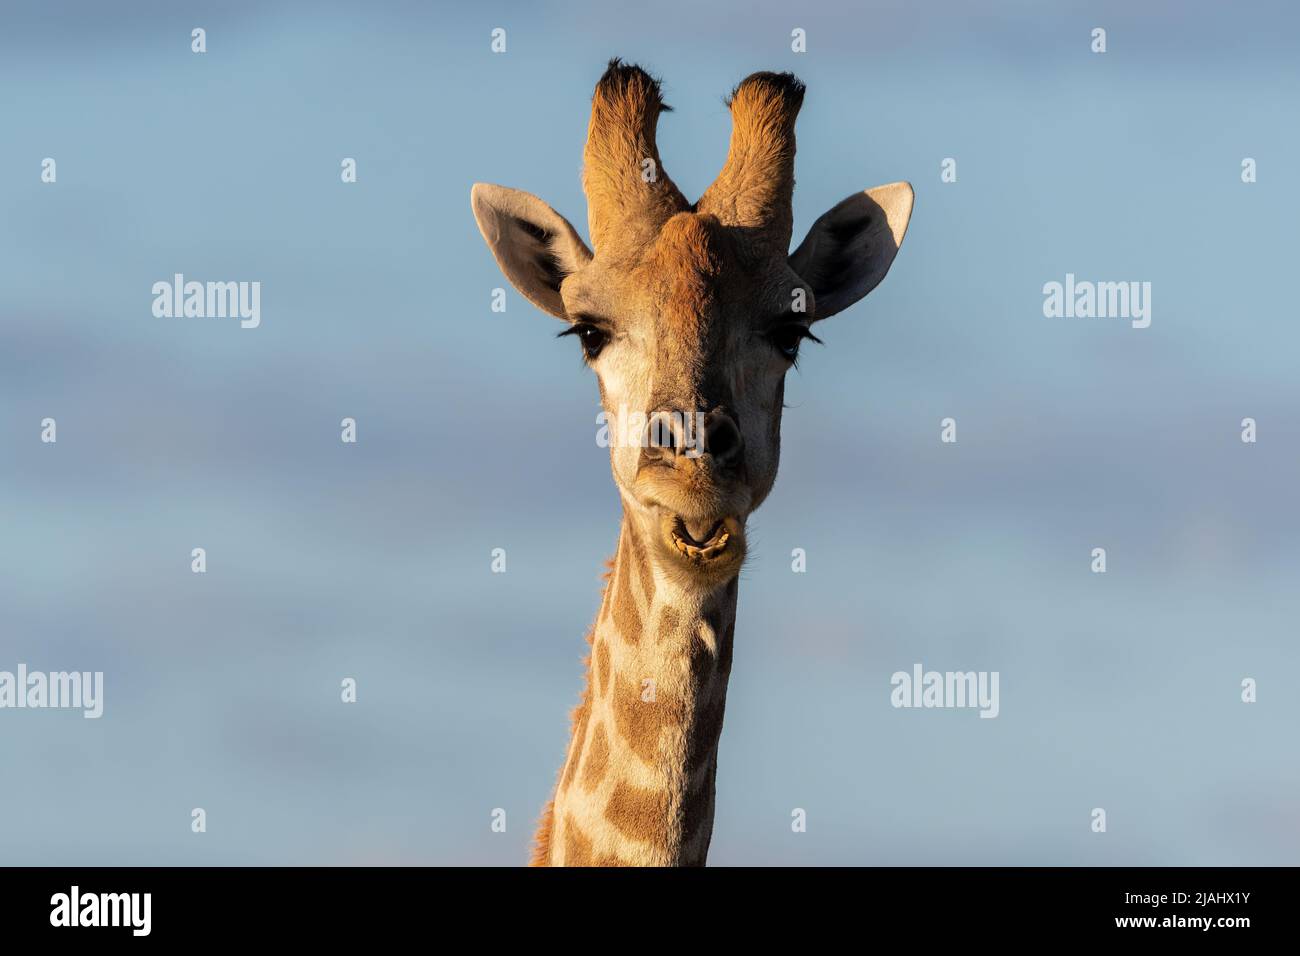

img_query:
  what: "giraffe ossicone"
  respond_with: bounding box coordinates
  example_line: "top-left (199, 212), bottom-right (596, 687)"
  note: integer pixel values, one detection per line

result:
top-left (471, 59), bottom-right (913, 866)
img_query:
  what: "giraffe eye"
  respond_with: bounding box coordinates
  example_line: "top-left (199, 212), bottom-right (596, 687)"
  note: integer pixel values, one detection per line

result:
top-left (560, 322), bottom-right (609, 360)
top-left (769, 323), bottom-right (818, 362)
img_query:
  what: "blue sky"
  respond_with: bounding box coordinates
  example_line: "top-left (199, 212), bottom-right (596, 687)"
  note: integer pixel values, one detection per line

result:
top-left (2, 0), bottom-right (1297, 864)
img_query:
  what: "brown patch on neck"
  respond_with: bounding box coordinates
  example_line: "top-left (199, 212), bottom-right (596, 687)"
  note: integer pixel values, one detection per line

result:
top-left (659, 604), bottom-right (681, 643)
top-left (581, 721), bottom-right (610, 793)
top-left (611, 547), bottom-right (642, 645)
top-left (605, 780), bottom-right (671, 842)
top-left (613, 672), bottom-right (676, 765)
top-left (596, 641), bottom-right (611, 696)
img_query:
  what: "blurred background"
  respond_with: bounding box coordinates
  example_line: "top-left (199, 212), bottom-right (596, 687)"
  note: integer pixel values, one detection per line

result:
top-left (2, 0), bottom-right (1297, 865)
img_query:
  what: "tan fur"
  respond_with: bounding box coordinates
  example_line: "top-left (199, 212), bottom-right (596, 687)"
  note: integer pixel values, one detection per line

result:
top-left (581, 722), bottom-right (610, 792)
top-left (612, 671), bottom-right (675, 765)
top-left (698, 72), bottom-right (804, 247)
top-left (528, 558), bottom-right (616, 867)
top-left (583, 61), bottom-right (688, 256)
top-left (475, 60), bottom-right (913, 867)
top-left (605, 780), bottom-right (672, 841)
top-left (528, 798), bottom-right (554, 867)
top-left (524, 66), bottom-right (807, 866)
top-left (563, 812), bottom-right (593, 865)
top-left (532, 519), bottom-right (734, 866)
top-left (595, 642), bottom-right (610, 696)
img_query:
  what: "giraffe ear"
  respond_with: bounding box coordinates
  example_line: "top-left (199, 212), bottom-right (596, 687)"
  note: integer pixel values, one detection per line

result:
top-left (471, 183), bottom-right (593, 318)
top-left (788, 182), bottom-right (913, 320)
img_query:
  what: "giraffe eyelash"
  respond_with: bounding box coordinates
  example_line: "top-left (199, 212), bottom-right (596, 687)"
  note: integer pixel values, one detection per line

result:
top-left (768, 323), bottom-right (822, 366)
top-left (558, 321), bottom-right (611, 362)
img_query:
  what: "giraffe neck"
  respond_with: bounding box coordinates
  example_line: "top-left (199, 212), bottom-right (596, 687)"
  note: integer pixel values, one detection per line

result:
top-left (534, 510), bottom-right (738, 866)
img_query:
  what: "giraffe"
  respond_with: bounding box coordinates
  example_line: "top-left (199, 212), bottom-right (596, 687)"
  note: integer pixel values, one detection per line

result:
top-left (471, 60), bottom-right (913, 866)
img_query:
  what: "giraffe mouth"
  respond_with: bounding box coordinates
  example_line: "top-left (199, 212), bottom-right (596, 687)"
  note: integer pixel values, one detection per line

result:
top-left (664, 514), bottom-right (742, 562)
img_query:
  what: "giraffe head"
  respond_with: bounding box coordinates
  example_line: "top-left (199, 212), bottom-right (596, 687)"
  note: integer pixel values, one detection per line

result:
top-left (472, 61), bottom-right (912, 591)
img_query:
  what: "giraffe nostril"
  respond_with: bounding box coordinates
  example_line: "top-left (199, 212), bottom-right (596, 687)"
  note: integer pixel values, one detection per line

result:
top-left (643, 411), bottom-right (680, 459)
top-left (705, 413), bottom-right (743, 469)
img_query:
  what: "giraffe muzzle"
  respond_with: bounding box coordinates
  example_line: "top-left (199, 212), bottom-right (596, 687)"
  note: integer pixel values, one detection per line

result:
top-left (657, 512), bottom-right (746, 576)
